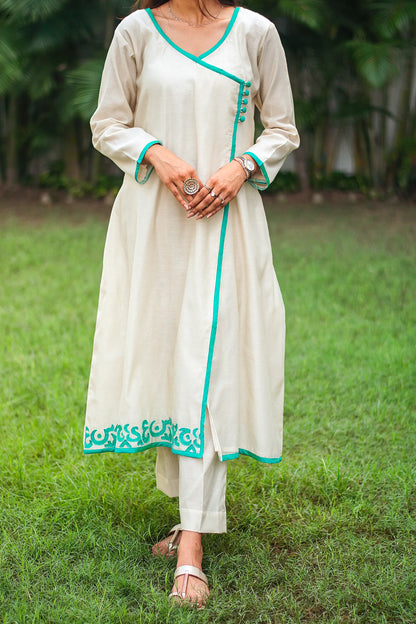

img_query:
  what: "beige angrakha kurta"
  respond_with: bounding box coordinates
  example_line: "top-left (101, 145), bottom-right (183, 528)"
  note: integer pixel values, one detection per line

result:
top-left (83, 7), bottom-right (299, 462)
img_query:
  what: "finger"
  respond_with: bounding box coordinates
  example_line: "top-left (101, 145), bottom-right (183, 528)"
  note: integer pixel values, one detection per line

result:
top-left (187, 185), bottom-right (213, 211)
top-left (192, 188), bottom-right (221, 215)
top-left (187, 191), bottom-right (217, 218)
top-left (196, 196), bottom-right (224, 220)
top-left (182, 176), bottom-right (205, 205)
top-left (202, 194), bottom-right (230, 219)
top-left (206, 206), bottom-right (224, 219)
top-left (170, 182), bottom-right (190, 209)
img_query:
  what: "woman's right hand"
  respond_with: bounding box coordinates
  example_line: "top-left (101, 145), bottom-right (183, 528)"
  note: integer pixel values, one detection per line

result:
top-left (144, 144), bottom-right (202, 211)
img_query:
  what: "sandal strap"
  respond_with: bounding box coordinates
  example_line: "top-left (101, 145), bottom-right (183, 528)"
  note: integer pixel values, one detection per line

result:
top-left (169, 591), bottom-right (181, 598)
top-left (174, 565), bottom-right (208, 586)
top-left (168, 525), bottom-right (181, 553)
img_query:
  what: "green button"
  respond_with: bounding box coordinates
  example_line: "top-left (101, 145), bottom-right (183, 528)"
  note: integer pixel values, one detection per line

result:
top-left (239, 116), bottom-right (245, 122)
top-left (242, 98), bottom-right (248, 105)
top-left (241, 107), bottom-right (247, 113)
top-left (244, 90), bottom-right (249, 96)
top-left (246, 81), bottom-right (251, 87)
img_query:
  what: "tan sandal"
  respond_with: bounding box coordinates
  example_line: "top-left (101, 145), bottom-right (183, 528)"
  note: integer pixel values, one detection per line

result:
top-left (151, 524), bottom-right (181, 558)
top-left (169, 565), bottom-right (209, 609)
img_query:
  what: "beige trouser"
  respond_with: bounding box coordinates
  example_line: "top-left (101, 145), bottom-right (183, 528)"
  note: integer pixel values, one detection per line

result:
top-left (155, 413), bottom-right (227, 533)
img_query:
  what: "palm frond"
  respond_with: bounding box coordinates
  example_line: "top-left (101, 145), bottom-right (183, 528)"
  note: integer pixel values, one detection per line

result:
top-left (0, 28), bottom-right (24, 93)
top-left (0, 0), bottom-right (66, 22)
top-left (347, 40), bottom-right (400, 88)
top-left (65, 56), bottom-right (105, 121)
top-left (370, 0), bottom-right (416, 38)
top-left (278, 0), bottom-right (330, 31)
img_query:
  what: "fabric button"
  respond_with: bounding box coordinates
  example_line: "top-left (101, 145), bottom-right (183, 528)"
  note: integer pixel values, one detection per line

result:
top-left (239, 116), bottom-right (245, 122)
top-left (244, 90), bottom-right (249, 96)
top-left (241, 107), bottom-right (247, 113)
top-left (242, 98), bottom-right (248, 105)
top-left (246, 81), bottom-right (251, 87)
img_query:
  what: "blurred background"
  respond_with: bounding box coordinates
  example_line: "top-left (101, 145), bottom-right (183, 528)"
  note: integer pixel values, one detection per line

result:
top-left (0, 0), bottom-right (415, 199)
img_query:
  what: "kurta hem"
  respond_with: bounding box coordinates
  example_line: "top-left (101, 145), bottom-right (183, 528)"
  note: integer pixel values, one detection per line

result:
top-left (83, 425), bottom-right (282, 464)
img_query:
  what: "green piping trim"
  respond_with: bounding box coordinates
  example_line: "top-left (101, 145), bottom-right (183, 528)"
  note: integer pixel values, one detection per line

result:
top-left (248, 179), bottom-right (267, 191)
top-left (84, 441), bottom-right (200, 458)
top-left (244, 151), bottom-right (271, 188)
top-left (222, 450), bottom-right (282, 463)
top-left (199, 8), bottom-right (240, 59)
top-left (198, 203), bottom-right (229, 456)
top-left (146, 8), bottom-right (243, 85)
top-left (198, 81), bottom-right (244, 458)
top-left (84, 441), bottom-right (282, 463)
top-left (135, 140), bottom-right (161, 183)
top-left (232, 84), bottom-right (245, 157)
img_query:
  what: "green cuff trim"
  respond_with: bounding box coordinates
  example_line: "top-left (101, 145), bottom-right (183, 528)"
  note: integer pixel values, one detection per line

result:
top-left (244, 151), bottom-right (270, 190)
top-left (222, 449), bottom-right (282, 464)
top-left (135, 140), bottom-right (162, 184)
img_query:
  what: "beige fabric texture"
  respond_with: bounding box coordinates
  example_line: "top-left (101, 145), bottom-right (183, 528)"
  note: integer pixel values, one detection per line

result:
top-left (83, 7), bottom-right (299, 462)
top-left (156, 413), bottom-right (227, 533)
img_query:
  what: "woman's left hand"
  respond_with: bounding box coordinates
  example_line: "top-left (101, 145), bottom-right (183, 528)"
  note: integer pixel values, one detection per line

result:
top-left (186, 160), bottom-right (250, 220)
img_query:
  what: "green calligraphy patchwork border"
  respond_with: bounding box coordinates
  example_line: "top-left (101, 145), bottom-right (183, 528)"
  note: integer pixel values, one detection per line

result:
top-left (84, 420), bottom-right (201, 456)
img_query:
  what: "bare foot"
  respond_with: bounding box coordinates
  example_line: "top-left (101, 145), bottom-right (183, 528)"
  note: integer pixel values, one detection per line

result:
top-left (171, 531), bottom-right (209, 606)
top-left (152, 525), bottom-right (181, 557)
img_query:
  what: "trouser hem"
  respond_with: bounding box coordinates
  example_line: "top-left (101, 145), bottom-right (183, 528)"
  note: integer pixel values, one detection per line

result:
top-left (156, 473), bottom-right (179, 498)
top-left (179, 507), bottom-right (227, 534)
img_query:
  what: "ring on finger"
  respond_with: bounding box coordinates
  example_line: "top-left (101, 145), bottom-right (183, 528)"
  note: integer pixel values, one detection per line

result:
top-left (210, 190), bottom-right (217, 198)
top-left (204, 184), bottom-right (213, 192)
top-left (218, 195), bottom-right (225, 205)
top-left (183, 178), bottom-right (200, 195)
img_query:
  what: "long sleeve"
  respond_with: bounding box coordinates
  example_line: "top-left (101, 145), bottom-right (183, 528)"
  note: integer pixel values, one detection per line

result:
top-left (244, 23), bottom-right (300, 190)
top-left (90, 25), bottom-right (162, 184)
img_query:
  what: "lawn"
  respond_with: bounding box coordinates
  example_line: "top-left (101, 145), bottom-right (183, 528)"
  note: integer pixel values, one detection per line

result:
top-left (0, 197), bottom-right (415, 623)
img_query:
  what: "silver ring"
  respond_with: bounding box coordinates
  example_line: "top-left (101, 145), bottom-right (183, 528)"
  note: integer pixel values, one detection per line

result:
top-left (204, 184), bottom-right (212, 192)
top-left (210, 190), bottom-right (217, 198)
top-left (183, 178), bottom-right (200, 195)
top-left (219, 196), bottom-right (225, 205)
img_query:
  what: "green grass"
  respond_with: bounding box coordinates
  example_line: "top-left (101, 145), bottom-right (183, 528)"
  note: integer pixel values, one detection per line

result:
top-left (0, 200), bottom-right (415, 623)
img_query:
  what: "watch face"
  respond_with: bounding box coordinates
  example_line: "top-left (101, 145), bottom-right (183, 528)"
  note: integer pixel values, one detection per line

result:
top-left (244, 158), bottom-right (255, 172)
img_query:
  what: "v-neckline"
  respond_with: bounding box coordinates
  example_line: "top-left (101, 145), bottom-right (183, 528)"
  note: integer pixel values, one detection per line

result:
top-left (146, 6), bottom-right (240, 61)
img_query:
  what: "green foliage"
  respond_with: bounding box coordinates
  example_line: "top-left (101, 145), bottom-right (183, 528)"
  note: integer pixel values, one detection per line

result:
top-left (0, 0), bottom-right (66, 22)
top-left (347, 40), bottom-right (399, 88)
top-left (370, 0), bottom-right (416, 37)
top-left (311, 171), bottom-right (363, 191)
top-left (391, 137), bottom-right (416, 195)
top-left (0, 202), bottom-right (415, 622)
top-left (0, 0), bottom-right (415, 194)
top-left (278, 0), bottom-right (330, 31)
top-left (0, 28), bottom-right (23, 93)
top-left (267, 171), bottom-right (300, 193)
top-left (38, 162), bottom-right (121, 197)
top-left (66, 56), bottom-right (106, 122)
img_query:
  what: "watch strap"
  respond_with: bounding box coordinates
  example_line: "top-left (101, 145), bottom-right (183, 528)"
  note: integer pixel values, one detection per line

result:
top-left (234, 156), bottom-right (254, 179)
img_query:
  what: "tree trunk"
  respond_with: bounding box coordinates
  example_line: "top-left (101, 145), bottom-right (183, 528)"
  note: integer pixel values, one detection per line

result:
top-left (5, 95), bottom-right (18, 186)
top-left (388, 43), bottom-right (416, 189)
top-left (294, 143), bottom-right (310, 192)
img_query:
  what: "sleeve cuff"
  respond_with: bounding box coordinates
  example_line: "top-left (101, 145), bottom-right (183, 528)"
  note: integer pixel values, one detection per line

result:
top-left (135, 140), bottom-right (162, 184)
top-left (243, 151), bottom-right (270, 191)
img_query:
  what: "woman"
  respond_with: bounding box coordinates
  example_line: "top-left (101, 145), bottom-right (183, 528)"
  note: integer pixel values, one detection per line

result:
top-left (84, 0), bottom-right (299, 608)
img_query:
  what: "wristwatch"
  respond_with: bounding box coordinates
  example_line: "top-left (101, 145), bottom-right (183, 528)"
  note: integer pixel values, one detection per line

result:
top-left (234, 155), bottom-right (255, 179)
